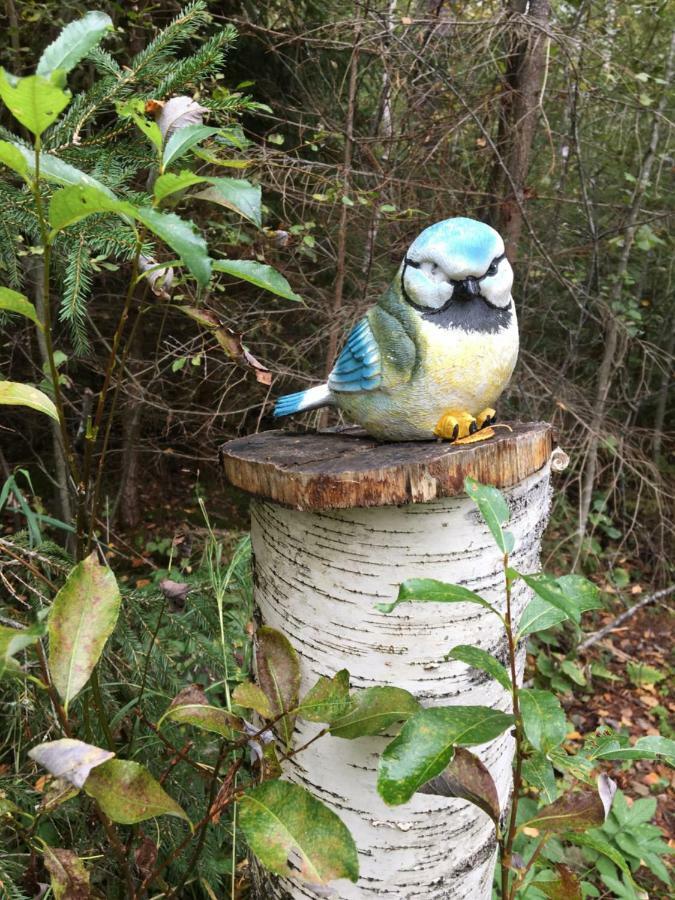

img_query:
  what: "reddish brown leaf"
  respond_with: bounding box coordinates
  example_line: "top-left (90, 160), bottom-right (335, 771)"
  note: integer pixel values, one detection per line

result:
top-left (533, 863), bottom-right (582, 899)
top-left (255, 626), bottom-right (301, 749)
top-left (134, 834), bottom-right (158, 879)
top-left (417, 747), bottom-right (500, 824)
top-left (522, 777), bottom-right (616, 835)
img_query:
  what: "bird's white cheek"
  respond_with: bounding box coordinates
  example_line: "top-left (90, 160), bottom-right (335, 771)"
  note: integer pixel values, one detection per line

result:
top-left (480, 266), bottom-right (513, 309)
top-left (403, 266), bottom-right (453, 309)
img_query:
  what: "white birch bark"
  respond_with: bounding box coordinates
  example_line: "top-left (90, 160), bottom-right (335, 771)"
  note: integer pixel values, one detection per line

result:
top-left (250, 462), bottom-right (552, 899)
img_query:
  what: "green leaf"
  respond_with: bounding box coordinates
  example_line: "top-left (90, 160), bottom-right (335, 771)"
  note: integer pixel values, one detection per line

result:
top-left (0, 71), bottom-right (70, 136)
top-left (330, 686), bottom-right (420, 739)
top-left (446, 645), bottom-right (511, 691)
top-left (0, 139), bottom-right (29, 179)
top-left (48, 552), bottom-right (122, 709)
top-left (212, 259), bottom-right (302, 301)
top-left (255, 626), bottom-right (301, 750)
top-left (595, 735), bottom-right (675, 764)
top-left (377, 578), bottom-right (497, 615)
top-left (417, 746), bottom-right (500, 824)
top-left (518, 575), bottom-right (602, 637)
top-left (520, 689), bottom-right (568, 753)
top-left (43, 848), bottom-right (90, 900)
top-left (159, 684), bottom-right (241, 738)
top-left (0, 287), bottom-right (41, 328)
top-left (116, 99), bottom-right (162, 151)
top-left (84, 759), bottom-right (188, 824)
top-left (522, 751), bottom-right (558, 803)
top-left (515, 571), bottom-right (581, 624)
top-left (568, 833), bottom-right (638, 888)
top-left (232, 681), bottom-right (273, 718)
top-left (555, 575), bottom-right (603, 614)
top-left (560, 660), bottom-right (586, 686)
top-left (48, 184), bottom-right (134, 234)
top-left (626, 661), bottom-right (665, 687)
top-left (239, 780), bottom-right (358, 885)
top-left (193, 176), bottom-right (262, 227)
top-left (136, 208), bottom-right (211, 286)
top-left (154, 170), bottom-right (206, 202)
top-left (29, 738), bottom-right (114, 788)
top-left (162, 124), bottom-right (220, 169)
top-left (0, 381), bottom-right (58, 420)
top-left (296, 670), bottom-right (353, 723)
top-left (0, 622), bottom-right (45, 678)
top-left (10, 143), bottom-right (116, 196)
top-left (37, 11), bottom-right (113, 77)
top-left (377, 705), bottom-right (514, 805)
top-left (464, 475), bottom-right (515, 554)
top-left (518, 596), bottom-right (567, 637)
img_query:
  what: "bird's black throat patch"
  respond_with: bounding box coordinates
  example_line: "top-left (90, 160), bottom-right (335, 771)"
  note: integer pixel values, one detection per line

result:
top-left (420, 297), bottom-right (513, 333)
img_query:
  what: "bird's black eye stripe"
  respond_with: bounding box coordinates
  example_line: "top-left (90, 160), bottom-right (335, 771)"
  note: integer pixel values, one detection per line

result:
top-left (483, 253), bottom-right (506, 279)
top-left (404, 257), bottom-right (421, 269)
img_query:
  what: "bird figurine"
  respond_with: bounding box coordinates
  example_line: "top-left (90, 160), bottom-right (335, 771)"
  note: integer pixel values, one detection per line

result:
top-left (273, 217), bottom-right (518, 442)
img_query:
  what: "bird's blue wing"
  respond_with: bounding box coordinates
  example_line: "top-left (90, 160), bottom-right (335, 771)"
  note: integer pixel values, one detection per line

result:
top-left (328, 317), bottom-right (382, 393)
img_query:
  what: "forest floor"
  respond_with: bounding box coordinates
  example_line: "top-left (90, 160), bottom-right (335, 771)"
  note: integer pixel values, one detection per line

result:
top-left (559, 603), bottom-right (674, 837)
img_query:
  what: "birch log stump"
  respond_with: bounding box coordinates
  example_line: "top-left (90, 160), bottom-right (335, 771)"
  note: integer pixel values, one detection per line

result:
top-left (220, 423), bottom-right (553, 900)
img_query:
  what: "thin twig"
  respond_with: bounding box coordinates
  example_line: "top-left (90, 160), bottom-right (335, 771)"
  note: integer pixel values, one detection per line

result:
top-left (577, 585), bottom-right (674, 652)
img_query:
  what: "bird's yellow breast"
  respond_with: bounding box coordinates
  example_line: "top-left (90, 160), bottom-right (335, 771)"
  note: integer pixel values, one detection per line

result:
top-left (417, 313), bottom-right (519, 415)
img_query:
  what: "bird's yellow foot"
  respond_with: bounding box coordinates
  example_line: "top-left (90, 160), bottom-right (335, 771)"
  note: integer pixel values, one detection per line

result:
top-left (434, 408), bottom-right (497, 442)
top-left (477, 407), bottom-right (496, 429)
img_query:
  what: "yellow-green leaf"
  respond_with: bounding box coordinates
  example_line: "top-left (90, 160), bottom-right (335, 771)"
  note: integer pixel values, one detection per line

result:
top-left (0, 621), bottom-right (45, 678)
top-left (296, 670), bottom-right (353, 724)
top-left (0, 287), bottom-right (42, 327)
top-left (330, 686), bottom-right (419, 739)
top-left (232, 681), bottom-right (273, 719)
top-left (159, 684), bottom-right (241, 738)
top-left (0, 139), bottom-right (29, 179)
top-left (48, 553), bottom-right (122, 708)
top-left (84, 759), bottom-right (189, 824)
top-left (48, 184), bottom-right (134, 234)
top-left (0, 70), bottom-right (70, 136)
top-left (239, 780), bottom-right (358, 885)
top-left (0, 381), bottom-right (58, 419)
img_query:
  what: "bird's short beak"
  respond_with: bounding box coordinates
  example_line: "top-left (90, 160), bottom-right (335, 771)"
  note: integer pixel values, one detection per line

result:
top-left (453, 277), bottom-right (481, 301)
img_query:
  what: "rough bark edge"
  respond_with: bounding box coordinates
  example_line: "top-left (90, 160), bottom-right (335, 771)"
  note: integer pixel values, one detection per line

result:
top-left (220, 422), bottom-right (552, 511)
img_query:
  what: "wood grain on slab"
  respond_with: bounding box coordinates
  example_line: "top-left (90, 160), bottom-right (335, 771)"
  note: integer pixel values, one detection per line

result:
top-left (219, 422), bottom-right (552, 510)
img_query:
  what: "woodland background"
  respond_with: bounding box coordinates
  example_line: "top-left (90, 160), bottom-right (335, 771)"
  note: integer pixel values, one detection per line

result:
top-left (0, 0), bottom-right (672, 566)
top-left (0, 1), bottom-right (673, 897)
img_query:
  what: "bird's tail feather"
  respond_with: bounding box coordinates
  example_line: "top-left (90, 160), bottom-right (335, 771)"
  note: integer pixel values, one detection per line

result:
top-left (273, 384), bottom-right (333, 418)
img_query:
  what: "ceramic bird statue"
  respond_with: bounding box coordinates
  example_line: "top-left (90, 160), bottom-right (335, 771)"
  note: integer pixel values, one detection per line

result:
top-left (274, 217), bottom-right (518, 441)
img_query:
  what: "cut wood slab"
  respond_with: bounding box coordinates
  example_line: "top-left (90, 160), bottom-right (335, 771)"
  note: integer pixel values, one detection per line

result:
top-left (219, 422), bottom-right (552, 510)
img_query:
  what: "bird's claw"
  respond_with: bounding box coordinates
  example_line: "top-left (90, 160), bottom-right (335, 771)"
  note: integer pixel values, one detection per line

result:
top-left (434, 408), bottom-right (496, 442)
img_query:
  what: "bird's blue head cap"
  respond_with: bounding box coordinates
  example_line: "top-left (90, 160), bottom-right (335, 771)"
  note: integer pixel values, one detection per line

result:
top-left (401, 217), bottom-right (512, 312)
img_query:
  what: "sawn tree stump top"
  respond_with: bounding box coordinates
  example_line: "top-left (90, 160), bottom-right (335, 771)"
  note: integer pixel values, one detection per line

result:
top-left (219, 422), bottom-right (553, 511)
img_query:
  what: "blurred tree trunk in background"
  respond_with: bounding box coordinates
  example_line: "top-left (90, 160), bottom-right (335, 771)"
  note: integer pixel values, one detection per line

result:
top-left (486, 0), bottom-right (551, 260)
